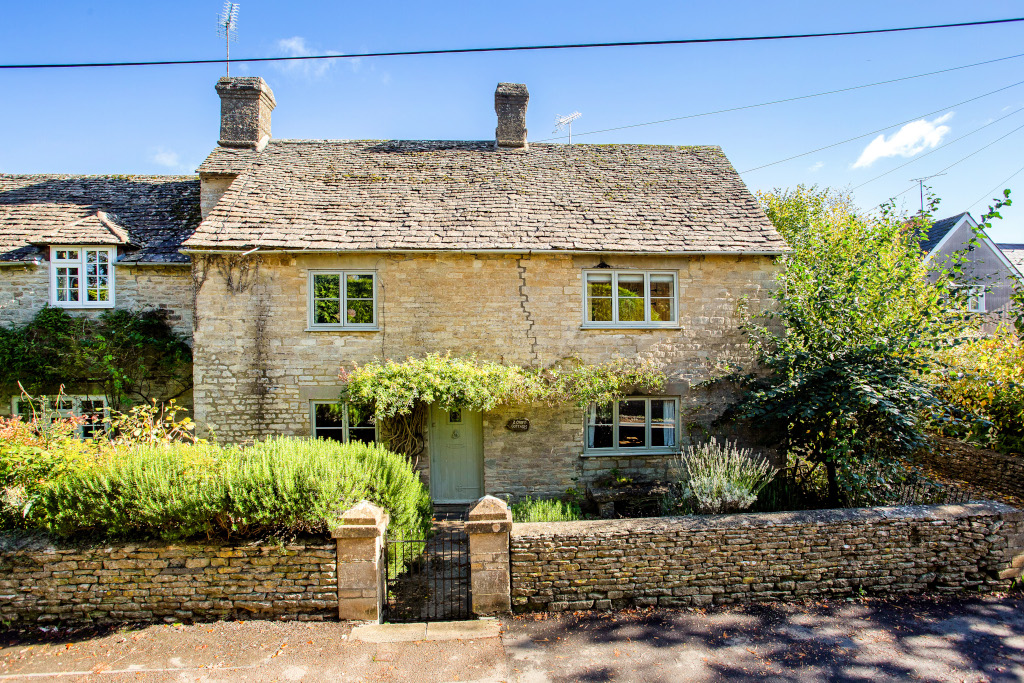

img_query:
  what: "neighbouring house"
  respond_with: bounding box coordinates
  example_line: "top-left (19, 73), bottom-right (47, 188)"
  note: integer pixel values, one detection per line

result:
top-left (923, 212), bottom-right (1022, 316)
top-left (0, 174), bottom-right (199, 427)
top-left (182, 77), bottom-right (785, 502)
top-left (0, 76), bottom-right (785, 503)
top-left (997, 242), bottom-right (1024, 278)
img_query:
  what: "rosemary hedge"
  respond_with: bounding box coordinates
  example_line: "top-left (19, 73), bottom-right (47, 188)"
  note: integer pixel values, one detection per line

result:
top-left (31, 437), bottom-right (431, 542)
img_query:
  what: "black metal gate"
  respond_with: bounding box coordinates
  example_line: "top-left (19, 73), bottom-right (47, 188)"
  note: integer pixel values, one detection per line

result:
top-left (383, 522), bottom-right (471, 623)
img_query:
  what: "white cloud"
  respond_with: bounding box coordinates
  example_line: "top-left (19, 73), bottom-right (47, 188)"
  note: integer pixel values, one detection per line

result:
top-left (151, 148), bottom-right (180, 168)
top-left (853, 113), bottom-right (953, 169)
top-left (275, 36), bottom-right (344, 79)
top-left (809, 161), bottom-right (824, 172)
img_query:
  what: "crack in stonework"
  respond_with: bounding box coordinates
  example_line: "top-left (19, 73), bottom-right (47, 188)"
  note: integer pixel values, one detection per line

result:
top-left (516, 257), bottom-right (539, 364)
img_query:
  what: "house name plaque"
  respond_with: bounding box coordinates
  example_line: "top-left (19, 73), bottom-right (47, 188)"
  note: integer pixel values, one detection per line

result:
top-left (506, 418), bottom-right (530, 432)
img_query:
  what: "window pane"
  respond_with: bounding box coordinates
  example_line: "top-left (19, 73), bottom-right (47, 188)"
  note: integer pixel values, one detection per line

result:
top-left (618, 399), bottom-right (646, 448)
top-left (589, 297), bottom-right (613, 322)
top-left (348, 428), bottom-right (377, 444)
top-left (313, 274), bottom-right (341, 300)
top-left (617, 274), bottom-right (645, 322)
top-left (348, 405), bottom-right (376, 430)
top-left (649, 275), bottom-right (673, 298)
top-left (586, 273), bottom-right (613, 322)
top-left (650, 400), bottom-right (676, 448)
top-left (346, 274), bottom-right (374, 299)
top-left (315, 299), bottom-right (340, 324)
top-left (588, 425), bottom-right (613, 448)
top-left (650, 298), bottom-right (675, 322)
top-left (592, 403), bottom-right (613, 424)
top-left (346, 299), bottom-right (373, 324)
top-left (314, 403), bottom-right (345, 428)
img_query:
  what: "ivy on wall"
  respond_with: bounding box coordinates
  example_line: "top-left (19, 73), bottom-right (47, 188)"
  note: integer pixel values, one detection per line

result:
top-left (0, 307), bottom-right (193, 410)
top-left (339, 352), bottom-right (666, 466)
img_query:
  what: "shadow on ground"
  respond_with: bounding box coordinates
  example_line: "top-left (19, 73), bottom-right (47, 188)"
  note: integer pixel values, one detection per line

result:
top-left (503, 594), bottom-right (1024, 682)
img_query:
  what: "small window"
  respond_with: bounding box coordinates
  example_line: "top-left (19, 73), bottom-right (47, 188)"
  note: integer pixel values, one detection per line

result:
top-left (311, 401), bottom-right (378, 444)
top-left (309, 271), bottom-right (377, 329)
top-left (583, 270), bottom-right (677, 327)
top-left (49, 246), bottom-right (115, 308)
top-left (11, 395), bottom-right (108, 439)
top-left (585, 397), bottom-right (679, 454)
top-left (965, 285), bottom-right (986, 313)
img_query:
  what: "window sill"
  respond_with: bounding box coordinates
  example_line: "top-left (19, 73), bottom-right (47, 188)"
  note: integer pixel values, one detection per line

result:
top-left (51, 302), bottom-right (116, 309)
top-left (581, 324), bottom-right (681, 331)
top-left (581, 449), bottom-right (679, 458)
top-left (306, 326), bottom-right (380, 333)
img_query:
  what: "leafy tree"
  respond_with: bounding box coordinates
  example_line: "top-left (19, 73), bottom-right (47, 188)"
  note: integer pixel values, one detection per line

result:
top-left (728, 186), bottom-right (990, 506)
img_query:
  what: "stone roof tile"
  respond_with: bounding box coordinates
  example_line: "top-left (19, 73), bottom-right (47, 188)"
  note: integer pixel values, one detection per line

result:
top-left (185, 140), bottom-right (785, 254)
top-left (0, 175), bottom-right (200, 263)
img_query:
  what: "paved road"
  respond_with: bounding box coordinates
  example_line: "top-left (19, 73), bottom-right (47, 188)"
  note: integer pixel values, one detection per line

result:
top-left (0, 595), bottom-right (1021, 681)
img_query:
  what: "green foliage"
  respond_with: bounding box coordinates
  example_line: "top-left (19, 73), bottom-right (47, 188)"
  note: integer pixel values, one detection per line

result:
top-left (931, 330), bottom-right (1024, 453)
top-left (729, 186), bottom-right (988, 505)
top-left (678, 438), bottom-right (775, 514)
top-left (340, 352), bottom-right (665, 419)
top-left (32, 437), bottom-right (431, 542)
top-left (0, 307), bottom-right (192, 410)
top-left (510, 496), bottom-right (582, 523)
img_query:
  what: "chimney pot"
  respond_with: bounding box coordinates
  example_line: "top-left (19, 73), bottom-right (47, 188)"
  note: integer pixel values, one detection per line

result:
top-left (495, 82), bottom-right (529, 149)
top-left (216, 77), bottom-right (276, 148)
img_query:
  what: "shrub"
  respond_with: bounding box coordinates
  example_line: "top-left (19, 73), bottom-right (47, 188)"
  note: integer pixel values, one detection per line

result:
top-left (35, 437), bottom-right (431, 542)
top-left (510, 496), bottom-right (582, 523)
top-left (679, 438), bottom-right (776, 514)
top-left (931, 330), bottom-right (1024, 453)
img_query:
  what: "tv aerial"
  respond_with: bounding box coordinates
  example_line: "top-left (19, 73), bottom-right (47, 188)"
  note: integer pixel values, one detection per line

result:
top-left (217, 2), bottom-right (240, 77)
top-left (554, 111), bottom-right (582, 145)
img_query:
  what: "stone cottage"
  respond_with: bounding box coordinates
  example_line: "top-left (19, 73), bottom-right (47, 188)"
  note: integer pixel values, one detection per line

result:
top-left (182, 77), bottom-right (786, 502)
top-left (0, 76), bottom-right (785, 501)
top-left (0, 174), bottom-right (199, 429)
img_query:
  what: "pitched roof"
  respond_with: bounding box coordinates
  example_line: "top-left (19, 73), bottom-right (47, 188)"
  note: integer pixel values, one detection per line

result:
top-left (922, 212), bottom-right (969, 253)
top-left (997, 243), bottom-right (1024, 276)
top-left (0, 175), bottom-right (200, 263)
top-left (31, 211), bottom-right (134, 247)
top-left (185, 140), bottom-right (785, 254)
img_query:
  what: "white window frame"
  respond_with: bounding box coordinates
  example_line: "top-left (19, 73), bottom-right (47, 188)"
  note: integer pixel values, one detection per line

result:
top-left (48, 246), bottom-right (116, 309)
top-left (309, 400), bottom-right (379, 443)
top-left (307, 270), bottom-right (378, 330)
top-left (583, 396), bottom-right (680, 456)
top-left (582, 269), bottom-right (679, 329)
top-left (964, 285), bottom-right (987, 313)
top-left (11, 395), bottom-right (109, 439)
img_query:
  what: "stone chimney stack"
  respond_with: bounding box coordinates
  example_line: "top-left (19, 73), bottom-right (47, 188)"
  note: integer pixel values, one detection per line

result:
top-left (215, 77), bottom-right (276, 148)
top-left (494, 83), bottom-right (529, 149)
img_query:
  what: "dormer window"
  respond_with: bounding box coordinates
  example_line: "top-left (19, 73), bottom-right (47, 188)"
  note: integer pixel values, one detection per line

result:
top-left (49, 246), bottom-right (116, 308)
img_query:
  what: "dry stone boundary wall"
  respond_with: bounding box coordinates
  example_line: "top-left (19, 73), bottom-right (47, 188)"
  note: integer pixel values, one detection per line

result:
top-left (510, 502), bottom-right (1024, 613)
top-left (917, 440), bottom-right (1024, 502)
top-left (0, 538), bottom-right (337, 625)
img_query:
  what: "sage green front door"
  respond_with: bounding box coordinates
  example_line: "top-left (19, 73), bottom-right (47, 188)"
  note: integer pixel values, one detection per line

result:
top-left (429, 405), bottom-right (484, 504)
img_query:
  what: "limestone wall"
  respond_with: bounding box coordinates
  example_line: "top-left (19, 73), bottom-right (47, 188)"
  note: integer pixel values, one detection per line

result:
top-left (510, 502), bottom-right (1024, 612)
top-left (191, 252), bottom-right (777, 495)
top-left (0, 263), bottom-right (194, 339)
top-left (0, 538), bottom-right (337, 625)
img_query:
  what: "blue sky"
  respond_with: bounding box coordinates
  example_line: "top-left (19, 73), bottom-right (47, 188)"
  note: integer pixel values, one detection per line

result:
top-left (1, 1), bottom-right (1023, 242)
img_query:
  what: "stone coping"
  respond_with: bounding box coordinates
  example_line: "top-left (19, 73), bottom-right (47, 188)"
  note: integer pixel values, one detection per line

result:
top-left (511, 501), bottom-right (1022, 538)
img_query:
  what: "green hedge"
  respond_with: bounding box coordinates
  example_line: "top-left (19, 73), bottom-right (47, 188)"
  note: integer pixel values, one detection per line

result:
top-left (33, 437), bottom-right (431, 542)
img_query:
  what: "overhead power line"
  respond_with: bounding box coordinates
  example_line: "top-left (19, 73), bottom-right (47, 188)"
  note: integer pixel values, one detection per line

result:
top-left (739, 79), bottom-right (1024, 174)
top-left (1, 17), bottom-right (1022, 70)
top-left (967, 164), bottom-right (1024, 212)
top-left (851, 105), bottom-right (1024, 190)
top-left (536, 51), bottom-right (1024, 142)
